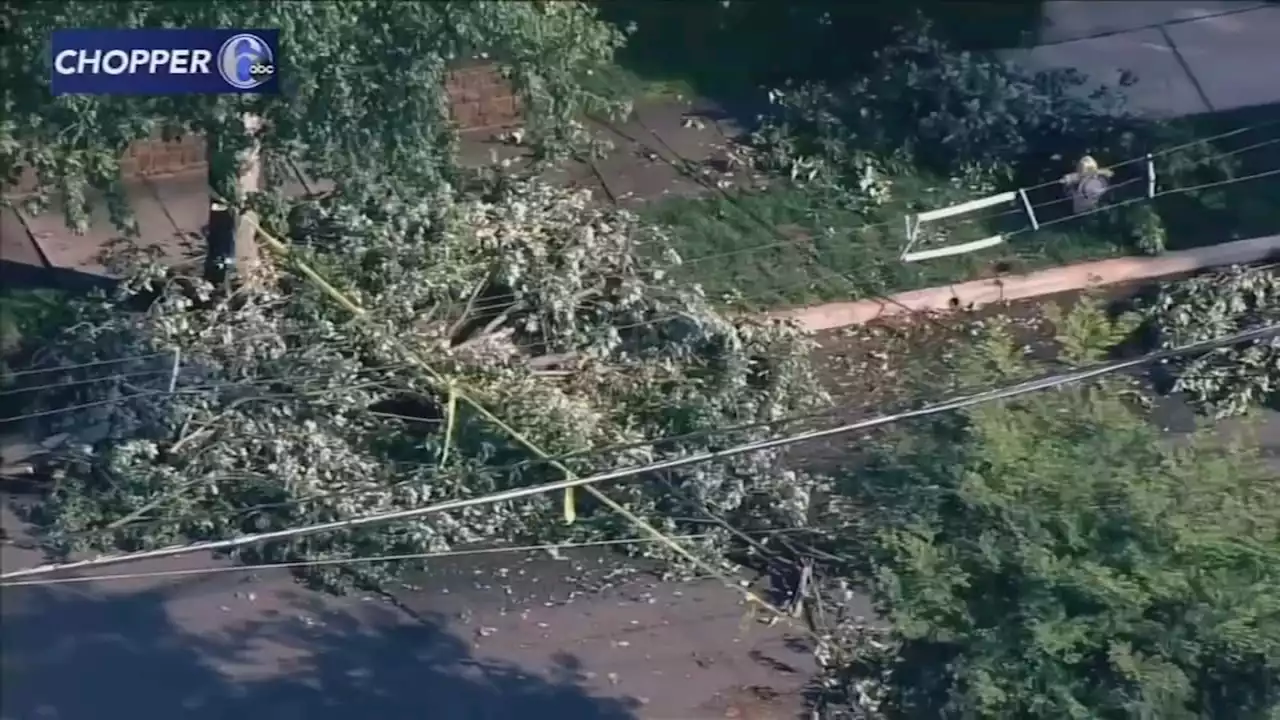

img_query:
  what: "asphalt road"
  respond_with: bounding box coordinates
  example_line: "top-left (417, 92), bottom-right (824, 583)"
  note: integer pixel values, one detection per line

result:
top-left (0, 513), bottom-right (821, 720)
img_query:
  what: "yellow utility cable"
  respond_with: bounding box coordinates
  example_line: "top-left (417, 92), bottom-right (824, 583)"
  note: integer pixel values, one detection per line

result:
top-left (235, 208), bottom-right (799, 626)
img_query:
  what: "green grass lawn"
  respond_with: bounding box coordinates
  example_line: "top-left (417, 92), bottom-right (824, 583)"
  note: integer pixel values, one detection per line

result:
top-left (642, 98), bottom-right (1280, 311)
top-left (644, 174), bottom-right (1127, 310)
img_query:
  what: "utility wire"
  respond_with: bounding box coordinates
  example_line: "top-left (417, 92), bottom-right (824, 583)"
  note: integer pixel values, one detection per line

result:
top-left (0, 324), bottom-right (374, 381)
top-left (0, 362), bottom-right (417, 426)
top-left (0, 361), bottom-right (416, 401)
top-left (243, 211), bottom-right (806, 628)
top-left (7, 123), bottom-right (1276, 558)
top-left (7, 354), bottom-right (1254, 550)
top-left (2, 118), bottom-right (1273, 377)
top-left (399, 147), bottom-right (1280, 339)
top-left (601, 113), bottom-right (1280, 277)
top-left (5, 320), bottom-right (1272, 583)
top-left (0, 367), bottom-right (176, 398)
top-left (31, 149), bottom-right (1264, 389)
top-left (388, 126), bottom-right (1280, 327)
top-left (0, 526), bottom-right (828, 588)
top-left (7, 277), bottom-right (1277, 548)
top-left (1, 352), bottom-right (171, 379)
top-left (0, 386), bottom-right (850, 548)
top-left (0, 533), bottom-right (704, 588)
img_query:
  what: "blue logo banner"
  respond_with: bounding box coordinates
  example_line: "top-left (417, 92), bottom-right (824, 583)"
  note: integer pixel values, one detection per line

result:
top-left (51, 28), bottom-right (280, 96)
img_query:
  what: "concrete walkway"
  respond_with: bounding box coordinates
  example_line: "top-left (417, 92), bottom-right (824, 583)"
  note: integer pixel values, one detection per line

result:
top-left (1004, 2), bottom-right (1280, 116)
top-left (0, 100), bottom-right (747, 287)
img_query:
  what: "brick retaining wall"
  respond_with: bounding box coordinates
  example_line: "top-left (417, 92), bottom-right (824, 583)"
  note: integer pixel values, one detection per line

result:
top-left (5, 63), bottom-right (520, 195)
top-left (445, 61), bottom-right (522, 133)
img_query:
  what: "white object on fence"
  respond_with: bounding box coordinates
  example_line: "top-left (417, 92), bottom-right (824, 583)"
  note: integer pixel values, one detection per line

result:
top-left (1145, 153), bottom-right (1156, 198)
top-left (901, 235), bottom-right (1008, 262)
top-left (1018, 188), bottom-right (1039, 231)
top-left (167, 348), bottom-right (181, 393)
top-left (914, 191), bottom-right (1018, 223)
top-left (901, 190), bottom-right (1023, 264)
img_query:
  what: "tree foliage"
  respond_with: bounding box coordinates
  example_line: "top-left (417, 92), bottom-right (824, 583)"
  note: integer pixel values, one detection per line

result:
top-left (0, 1), bottom-right (625, 231)
top-left (1146, 265), bottom-right (1280, 418)
top-left (21, 179), bottom-right (829, 591)
top-left (735, 20), bottom-right (1236, 258)
top-left (815, 306), bottom-right (1280, 719)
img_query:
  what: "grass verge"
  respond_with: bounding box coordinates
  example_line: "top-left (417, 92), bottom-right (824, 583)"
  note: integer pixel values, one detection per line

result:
top-left (644, 99), bottom-right (1280, 311)
top-left (645, 175), bottom-right (1125, 310)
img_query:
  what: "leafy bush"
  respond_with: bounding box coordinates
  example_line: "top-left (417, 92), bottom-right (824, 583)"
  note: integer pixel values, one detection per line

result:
top-left (813, 306), bottom-right (1280, 719)
top-left (1146, 265), bottom-right (1280, 417)
top-left (1044, 294), bottom-right (1142, 365)
top-left (738, 20), bottom-right (1237, 254)
top-left (0, 289), bottom-right (73, 396)
top-left (22, 179), bottom-right (830, 591)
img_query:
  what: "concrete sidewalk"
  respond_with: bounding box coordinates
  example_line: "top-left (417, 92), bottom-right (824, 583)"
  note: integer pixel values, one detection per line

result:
top-left (0, 102), bottom-right (746, 287)
top-left (1003, 2), bottom-right (1280, 116)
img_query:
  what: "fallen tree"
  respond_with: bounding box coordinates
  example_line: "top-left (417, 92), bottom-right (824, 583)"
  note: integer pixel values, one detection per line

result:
top-left (23, 179), bottom-right (830, 591)
top-left (1146, 264), bottom-right (1280, 418)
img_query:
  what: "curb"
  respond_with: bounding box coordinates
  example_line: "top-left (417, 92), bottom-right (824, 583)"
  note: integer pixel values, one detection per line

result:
top-left (768, 234), bottom-right (1280, 332)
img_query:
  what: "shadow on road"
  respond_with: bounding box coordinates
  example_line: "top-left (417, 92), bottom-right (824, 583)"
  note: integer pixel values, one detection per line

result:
top-left (1, 579), bottom-right (640, 720)
top-left (0, 259), bottom-right (118, 296)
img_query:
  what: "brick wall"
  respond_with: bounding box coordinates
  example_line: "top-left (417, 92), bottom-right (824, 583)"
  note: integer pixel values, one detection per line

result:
top-left (119, 135), bottom-right (207, 178)
top-left (445, 62), bottom-right (522, 133)
top-left (3, 135), bottom-right (206, 197)
top-left (4, 63), bottom-right (521, 194)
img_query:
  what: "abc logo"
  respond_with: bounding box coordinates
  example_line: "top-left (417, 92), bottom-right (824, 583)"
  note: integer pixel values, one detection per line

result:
top-left (217, 33), bottom-right (274, 90)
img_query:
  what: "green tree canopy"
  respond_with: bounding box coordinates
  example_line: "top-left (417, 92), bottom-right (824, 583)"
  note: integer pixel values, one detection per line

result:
top-left (820, 310), bottom-right (1280, 719)
top-left (1, 1), bottom-right (624, 232)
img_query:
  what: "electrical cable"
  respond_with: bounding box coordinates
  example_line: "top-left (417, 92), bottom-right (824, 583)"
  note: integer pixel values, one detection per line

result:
top-left (0, 324), bottom-right (372, 381)
top-left (5, 319), bottom-right (1271, 583)
top-left (0, 367), bottom-right (178, 398)
top-left (0, 526), bottom-right (829, 588)
top-left (1007, 166), bottom-right (1280, 239)
top-left (588, 113), bottom-right (1280, 325)
top-left (449, 143), bottom-right (1280, 334)
top-left (7, 120), bottom-right (1276, 563)
top-left (3, 127), bottom-right (1274, 389)
top-left (198, 137), bottom-right (1277, 358)
top-left (0, 362), bottom-right (417, 426)
top-left (1, 352), bottom-right (171, 379)
top-left (7, 289), bottom-right (1275, 549)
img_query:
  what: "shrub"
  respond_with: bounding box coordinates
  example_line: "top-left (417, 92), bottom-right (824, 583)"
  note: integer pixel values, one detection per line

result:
top-left (739, 20), bottom-right (1237, 254)
top-left (812, 302), bottom-right (1280, 719)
